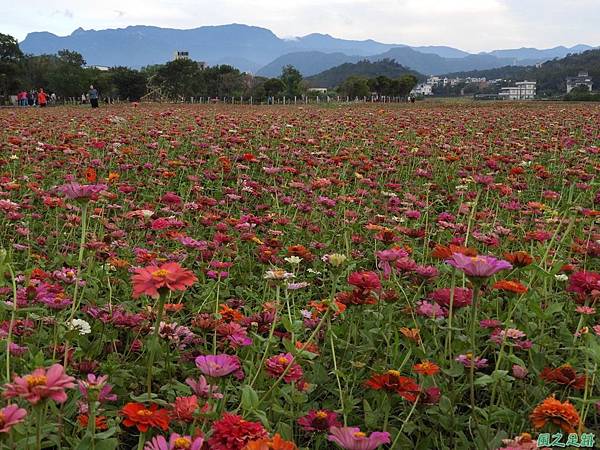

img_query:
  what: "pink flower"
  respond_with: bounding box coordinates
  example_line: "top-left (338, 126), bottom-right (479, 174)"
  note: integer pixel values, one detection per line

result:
top-left (131, 262), bottom-right (197, 299)
top-left (567, 271), bottom-right (600, 299)
top-left (78, 374), bottom-right (117, 403)
top-left (455, 354), bottom-right (488, 369)
top-left (512, 365), bottom-right (528, 379)
top-left (446, 253), bottom-right (512, 278)
top-left (430, 287), bottom-right (472, 309)
top-left (56, 183), bottom-right (107, 200)
top-left (376, 248), bottom-right (408, 278)
top-left (185, 375), bottom-right (223, 399)
top-left (144, 433), bottom-right (204, 450)
top-left (0, 404), bottom-right (27, 433)
top-left (3, 364), bottom-right (75, 404)
top-left (328, 426), bottom-right (391, 450)
top-left (195, 354), bottom-right (243, 379)
top-left (265, 353), bottom-right (303, 383)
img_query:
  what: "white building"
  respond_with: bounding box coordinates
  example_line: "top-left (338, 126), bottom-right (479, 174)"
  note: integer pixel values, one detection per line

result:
top-left (566, 72), bottom-right (593, 93)
top-left (499, 81), bottom-right (536, 100)
top-left (308, 88), bottom-right (327, 94)
top-left (411, 83), bottom-right (433, 96)
top-left (174, 51), bottom-right (190, 61)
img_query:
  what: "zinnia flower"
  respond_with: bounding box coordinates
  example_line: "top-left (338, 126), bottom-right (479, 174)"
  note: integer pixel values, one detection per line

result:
top-left (195, 354), bottom-right (243, 378)
top-left (364, 370), bottom-right (420, 402)
top-left (243, 434), bottom-right (298, 450)
top-left (121, 402), bottom-right (170, 432)
top-left (446, 253), bottom-right (512, 278)
top-left (297, 409), bottom-right (341, 432)
top-left (328, 426), bottom-right (391, 450)
top-left (429, 287), bottom-right (472, 309)
top-left (530, 396), bottom-right (580, 433)
top-left (347, 271), bottom-right (381, 292)
top-left (131, 262), bottom-right (197, 299)
top-left (540, 365), bottom-right (586, 390)
top-left (208, 413), bottom-right (268, 450)
top-left (0, 404), bottom-right (27, 433)
top-left (265, 353), bottom-right (303, 383)
top-left (412, 361), bottom-right (440, 376)
top-left (3, 363), bottom-right (75, 404)
top-left (56, 182), bottom-right (108, 200)
top-left (144, 433), bottom-right (204, 450)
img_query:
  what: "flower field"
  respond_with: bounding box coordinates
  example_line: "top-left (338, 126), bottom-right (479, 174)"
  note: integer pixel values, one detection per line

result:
top-left (0, 102), bottom-right (599, 449)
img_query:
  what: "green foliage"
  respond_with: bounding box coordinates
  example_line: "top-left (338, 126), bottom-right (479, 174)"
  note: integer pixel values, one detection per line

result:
top-left (0, 33), bottom-right (24, 97)
top-left (307, 58), bottom-right (423, 89)
top-left (279, 65), bottom-right (304, 97)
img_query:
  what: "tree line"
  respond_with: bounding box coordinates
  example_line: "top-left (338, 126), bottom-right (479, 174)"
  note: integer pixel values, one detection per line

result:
top-left (1, 32), bottom-right (418, 104)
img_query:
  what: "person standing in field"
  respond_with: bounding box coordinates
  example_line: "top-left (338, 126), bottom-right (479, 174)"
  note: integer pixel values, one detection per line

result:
top-left (37, 88), bottom-right (47, 108)
top-left (89, 85), bottom-right (99, 108)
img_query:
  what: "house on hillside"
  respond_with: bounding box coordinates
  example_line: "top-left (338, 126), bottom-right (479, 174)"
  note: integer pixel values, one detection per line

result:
top-left (174, 51), bottom-right (190, 61)
top-left (566, 72), bottom-right (593, 93)
top-left (410, 83), bottom-right (433, 96)
top-left (499, 81), bottom-right (536, 100)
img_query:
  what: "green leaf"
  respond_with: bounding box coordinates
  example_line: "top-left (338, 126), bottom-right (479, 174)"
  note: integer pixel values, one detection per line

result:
top-left (241, 385), bottom-right (259, 411)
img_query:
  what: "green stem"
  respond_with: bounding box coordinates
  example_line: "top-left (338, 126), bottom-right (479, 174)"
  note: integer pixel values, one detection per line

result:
top-left (328, 317), bottom-right (346, 425)
top-left (5, 264), bottom-right (18, 382)
top-left (146, 291), bottom-right (167, 398)
top-left (469, 283), bottom-right (481, 411)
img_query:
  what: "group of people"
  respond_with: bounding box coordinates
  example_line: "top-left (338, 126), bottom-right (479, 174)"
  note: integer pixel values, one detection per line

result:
top-left (17, 89), bottom-right (55, 107)
top-left (15, 85), bottom-right (99, 108)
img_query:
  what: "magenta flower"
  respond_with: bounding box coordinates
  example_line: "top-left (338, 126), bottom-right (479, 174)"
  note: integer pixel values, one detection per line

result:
top-left (185, 375), bottom-right (223, 399)
top-left (376, 248), bottom-right (408, 279)
top-left (78, 374), bottom-right (117, 403)
top-left (455, 354), bottom-right (489, 369)
top-left (144, 433), bottom-right (204, 450)
top-left (195, 354), bottom-right (243, 379)
top-left (3, 363), bottom-right (75, 404)
top-left (446, 253), bottom-right (512, 278)
top-left (297, 409), bottom-right (342, 432)
top-left (0, 404), bottom-right (27, 433)
top-left (430, 287), bottom-right (472, 309)
top-left (56, 182), bottom-right (107, 200)
top-left (328, 426), bottom-right (391, 450)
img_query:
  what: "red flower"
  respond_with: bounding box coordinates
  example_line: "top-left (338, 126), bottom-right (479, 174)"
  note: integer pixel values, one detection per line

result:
top-left (540, 365), bottom-right (587, 390)
top-left (348, 271), bottom-right (381, 292)
top-left (567, 271), bottom-right (600, 302)
top-left (120, 402), bottom-right (170, 432)
top-left (364, 370), bottom-right (421, 402)
top-left (208, 413), bottom-right (268, 450)
top-left (131, 262), bottom-right (197, 299)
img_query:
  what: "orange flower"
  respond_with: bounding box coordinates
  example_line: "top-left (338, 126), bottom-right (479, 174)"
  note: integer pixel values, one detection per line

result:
top-left (78, 414), bottom-right (108, 430)
top-left (219, 304), bottom-right (244, 322)
top-left (503, 251), bottom-right (533, 267)
top-left (107, 172), bottom-right (120, 183)
top-left (120, 402), bottom-right (170, 432)
top-left (400, 327), bottom-right (421, 344)
top-left (432, 244), bottom-right (478, 259)
top-left (85, 167), bottom-right (97, 183)
top-left (164, 303), bottom-right (185, 313)
top-left (412, 361), bottom-right (440, 376)
top-left (131, 262), bottom-right (197, 299)
top-left (492, 280), bottom-right (528, 294)
top-left (530, 396), bottom-right (580, 433)
top-left (244, 434), bottom-right (297, 450)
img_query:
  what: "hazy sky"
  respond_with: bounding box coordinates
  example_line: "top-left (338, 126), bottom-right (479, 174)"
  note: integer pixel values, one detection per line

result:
top-left (3, 0), bottom-right (600, 52)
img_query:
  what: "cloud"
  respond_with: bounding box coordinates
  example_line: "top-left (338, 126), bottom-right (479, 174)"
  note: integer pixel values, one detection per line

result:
top-left (2, 0), bottom-right (599, 51)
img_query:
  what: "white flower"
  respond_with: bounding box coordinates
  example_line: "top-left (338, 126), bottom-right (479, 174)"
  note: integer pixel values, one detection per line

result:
top-left (307, 268), bottom-right (322, 275)
top-left (555, 274), bottom-right (569, 282)
top-left (9, 154), bottom-right (18, 160)
top-left (69, 319), bottom-right (91, 335)
top-left (284, 256), bottom-right (303, 265)
top-left (263, 268), bottom-right (295, 280)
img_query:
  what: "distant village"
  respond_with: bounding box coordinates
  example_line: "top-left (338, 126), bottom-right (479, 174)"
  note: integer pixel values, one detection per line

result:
top-left (409, 71), bottom-right (594, 100)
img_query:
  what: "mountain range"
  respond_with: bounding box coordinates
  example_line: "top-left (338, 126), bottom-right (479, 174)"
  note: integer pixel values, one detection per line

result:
top-left (19, 24), bottom-right (597, 76)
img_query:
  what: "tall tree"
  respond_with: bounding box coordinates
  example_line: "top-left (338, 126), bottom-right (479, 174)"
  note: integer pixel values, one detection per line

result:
top-left (109, 67), bottom-right (147, 100)
top-left (280, 65), bottom-right (304, 97)
top-left (0, 33), bottom-right (23, 99)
